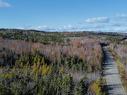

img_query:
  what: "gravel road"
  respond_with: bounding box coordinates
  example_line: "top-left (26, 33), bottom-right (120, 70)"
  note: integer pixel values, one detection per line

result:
top-left (103, 47), bottom-right (126, 95)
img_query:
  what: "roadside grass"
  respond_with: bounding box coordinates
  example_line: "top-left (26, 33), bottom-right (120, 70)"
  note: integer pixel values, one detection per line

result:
top-left (116, 59), bottom-right (127, 92)
top-left (89, 78), bottom-right (106, 95)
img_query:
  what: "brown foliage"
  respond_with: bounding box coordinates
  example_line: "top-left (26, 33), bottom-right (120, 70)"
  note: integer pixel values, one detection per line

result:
top-left (0, 37), bottom-right (103, 71)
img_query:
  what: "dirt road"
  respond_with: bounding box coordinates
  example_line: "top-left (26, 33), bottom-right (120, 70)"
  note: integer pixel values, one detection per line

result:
top-left (103, 47), bottom-right (126, 95)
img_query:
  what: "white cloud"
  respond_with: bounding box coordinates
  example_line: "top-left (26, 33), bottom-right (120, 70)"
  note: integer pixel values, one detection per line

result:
top-left (0, 0), bottom-right (11, 8)
top-left (116, 13), bottom-right (127, 18)
top-left (81, 15), bottom-right (127, 32)
top-left (18, 14), bottom-right (127, 32)
top-left (21, 25), bottom-right (58, 31)
top-left (34, 25), bottom-right (48, 30)
top-left (85, 17), bottom-right (109, 23)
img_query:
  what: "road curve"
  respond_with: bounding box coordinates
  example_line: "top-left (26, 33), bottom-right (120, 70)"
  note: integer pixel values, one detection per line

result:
top-left (102, 47), bottom-right (126, 95)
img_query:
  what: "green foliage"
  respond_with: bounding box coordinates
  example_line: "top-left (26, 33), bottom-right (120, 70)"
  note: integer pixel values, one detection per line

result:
top-left (0, 29), bottom-right (65, 44)
top-left (0, 84), bottom-right (12, 95)
top-left (0, 29), bottom-right (104, 95)
top-left (105, 35), bottom-right (123, 44)
top-left (76, 78), bottom-right (89, 95)
top-left (89, 79), bottom-right (104, 95)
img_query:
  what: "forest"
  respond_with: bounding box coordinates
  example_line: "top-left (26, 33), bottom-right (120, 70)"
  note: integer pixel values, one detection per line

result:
top-left (0, 29), bottom-right (127, 95)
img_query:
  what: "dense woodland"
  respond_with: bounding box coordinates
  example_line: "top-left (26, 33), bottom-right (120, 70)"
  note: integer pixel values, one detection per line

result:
top-left (0, 29), bottom-right (126, 95)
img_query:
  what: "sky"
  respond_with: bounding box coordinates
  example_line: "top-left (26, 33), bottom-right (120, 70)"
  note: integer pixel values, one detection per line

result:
top-left (0, 0), bottom-right (127, 32)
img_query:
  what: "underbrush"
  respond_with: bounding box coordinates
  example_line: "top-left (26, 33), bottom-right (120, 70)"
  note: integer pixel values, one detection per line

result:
top-left (0, 37), bottom-right (104, 95)
top-left (89, 78), bottom-right (106, 95)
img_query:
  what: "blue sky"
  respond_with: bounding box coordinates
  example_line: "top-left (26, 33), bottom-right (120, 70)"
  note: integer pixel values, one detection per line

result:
top-left (0, 0), bottom-right (127, 32)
